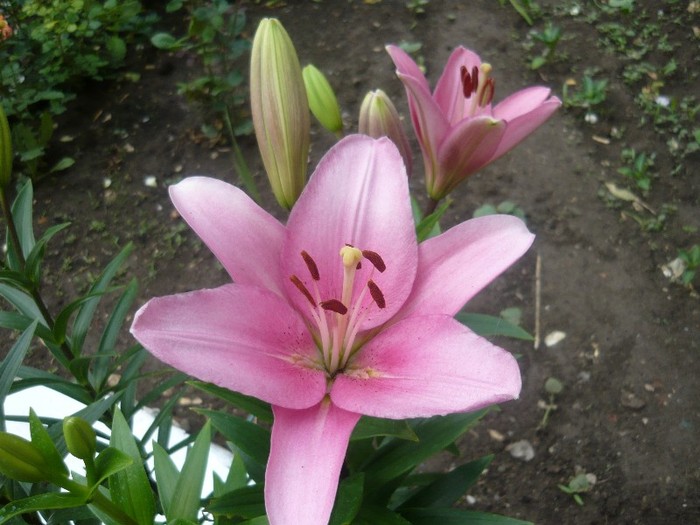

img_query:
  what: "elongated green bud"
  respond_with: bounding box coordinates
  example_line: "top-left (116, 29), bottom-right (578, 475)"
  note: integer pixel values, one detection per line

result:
top-left (0, 103), bottom-right (12, 188)
top-left (0, 432), bottom-right (50, 482)
top-left (63, 417), bottom-right (96, 460)
top-left (303, 64), bottom-right (343, 135)
top-left (359, 90), bottom-right (412, 176)
top-left (250, 18), bottom-right (310, 210)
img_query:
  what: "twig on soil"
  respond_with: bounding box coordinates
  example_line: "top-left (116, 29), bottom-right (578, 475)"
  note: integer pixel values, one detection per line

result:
top-left (534, 252), bottom-right (541, 350)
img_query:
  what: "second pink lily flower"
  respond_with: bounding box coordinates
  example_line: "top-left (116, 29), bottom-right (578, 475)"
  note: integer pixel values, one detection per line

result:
top-left (387, 45), bottom-right (561, 201)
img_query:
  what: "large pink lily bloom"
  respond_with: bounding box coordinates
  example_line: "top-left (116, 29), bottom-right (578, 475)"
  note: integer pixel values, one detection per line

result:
top-left (387, 45), bottom-right (561, 200)
top-left (131, 135), bottom-right (534, 525)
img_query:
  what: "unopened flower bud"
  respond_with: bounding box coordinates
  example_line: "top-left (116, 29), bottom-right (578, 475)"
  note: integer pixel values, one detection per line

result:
top-left (0, 102), bottom-right (12, 188)
top-left (359, 90), bottom-right (412, 176)
top-left (302, 64), bottom-right (343, 135)
top-left (63, 417), bottom-right (96, 460)
top-left (250, 18), bottom-right (310, 210)
top-left (0, 432), bottom-right (50, 482)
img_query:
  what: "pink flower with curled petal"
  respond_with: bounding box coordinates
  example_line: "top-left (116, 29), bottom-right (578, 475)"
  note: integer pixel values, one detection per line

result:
top-left (387, 45), bottom-right (561, 201)
top-left (130, 135), bottom-right (534, 525)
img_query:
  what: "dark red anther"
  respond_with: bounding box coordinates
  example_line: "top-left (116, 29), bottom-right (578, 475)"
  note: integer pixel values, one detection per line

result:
top-left (301, 251), bottom-right (320, 281)
top-left (460, 65), bottom-right (471, 98)
top-left (356, 261), bottom-right (362, 270)
top-left (471, 65), bottom-right (479, 93)
top-left (320, 299), bottom-right (348, 315)
top-left (290, 275), bottom-right (315, 307)
top-left (362, 250), bottom-right (386, 273)
top-left (367, 280), bottom-right (386, 309)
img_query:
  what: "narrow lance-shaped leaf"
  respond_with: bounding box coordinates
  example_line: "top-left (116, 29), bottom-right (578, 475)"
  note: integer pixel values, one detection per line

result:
top-left (0, 320), bottom-right (37, 431)
top-left (167, 421), bottom-right (211, 522)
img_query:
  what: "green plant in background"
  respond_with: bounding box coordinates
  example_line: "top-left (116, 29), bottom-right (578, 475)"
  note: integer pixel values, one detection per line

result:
top-left (406, 0), bottom-right (430, 16)
top-left (562, 73), bottom-right (608, 112)
top-left (498, 0), bottom-right (539, 25)
top-left (617, 147), bottom-right (655, 192)
top-left (530, 21), bottom-right (562, 70)
top-left (151, 0), bottom-right (258, 199)
top-left (0, 0), bottom-right (155, 179)
top-left (677, 245), bottom-right (700, 286)
top-left (474, 201), bottom-right (526, 222)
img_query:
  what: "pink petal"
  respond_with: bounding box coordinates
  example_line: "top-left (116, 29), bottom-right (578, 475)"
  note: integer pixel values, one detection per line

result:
top-left (282, 135), bottom-right (417, 329)
top-left (130, 284), bottom-right (326, 409)
top-left (433, 46), bottom-right (483, 123)
top-left (492, 86), bottom-right (554, 121)
top-left (169, 177), bottom-right (286, 296)
top-left (434, 116), bottom-right (506, 197)
top-left (396, 215), bottom-right (534, 321)
top-left (331, 316), bottom-right (521, 419)
top-left (492, 96), bottom-right (561, 160)
top-left (386, 45), bottom-right (449, 177)
top-left (265, 401), bottom-right (361, 525)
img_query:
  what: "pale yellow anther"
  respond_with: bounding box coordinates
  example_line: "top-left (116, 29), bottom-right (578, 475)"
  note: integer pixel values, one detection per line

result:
top-left (340, 245), bottom-right (363, 268)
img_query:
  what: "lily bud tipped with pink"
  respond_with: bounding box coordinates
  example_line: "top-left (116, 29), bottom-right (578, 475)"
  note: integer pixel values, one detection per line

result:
top-left (387, 45), bottom-right (561, 200)
top-left (359, 89), bottom-right (412, 176)
top-left (251, 18), bottom-right (310, 210)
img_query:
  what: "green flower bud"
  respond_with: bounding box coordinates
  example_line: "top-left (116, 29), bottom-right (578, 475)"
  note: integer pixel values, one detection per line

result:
top-left (0, 432), bottom-right (50, 482)
top-left (302, 64), bottom-right (343, 135)
top-left (63, 417), bottom-right (96, 460)
top-left (359, 90), bottom-right (412, 176)
top-left (0, 102), bottom-right (12, 188)
top-left (250, 18), bottom-right (310, 210)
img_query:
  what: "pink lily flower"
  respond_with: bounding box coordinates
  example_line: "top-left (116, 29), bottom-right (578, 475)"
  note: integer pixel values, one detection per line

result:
top-left (131, 135), bottom-right (534, 525)
top-left (387, 45), bottom-right (561, 201)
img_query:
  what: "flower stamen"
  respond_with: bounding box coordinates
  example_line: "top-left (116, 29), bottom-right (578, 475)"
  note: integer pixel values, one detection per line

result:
top-left (301, 250), bottom-right (320, 280)
top-left (290, 275), bottom-right (315, 307)
top-left (320, 299), bottom-right (348, 315)
top-left (361, 250), bottom-right (386, 272)
top-left (367, 280), bottom-right (386, 309)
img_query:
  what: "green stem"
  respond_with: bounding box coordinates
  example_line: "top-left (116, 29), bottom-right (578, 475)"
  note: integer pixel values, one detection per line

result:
top-left (59, 477), bottom-right (138, 525)
top-left (423, 196), bottom-right (440, 217)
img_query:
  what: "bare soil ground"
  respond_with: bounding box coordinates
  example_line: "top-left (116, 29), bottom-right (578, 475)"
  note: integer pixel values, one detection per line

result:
top-left (19, 1), bottom-right (699, 524)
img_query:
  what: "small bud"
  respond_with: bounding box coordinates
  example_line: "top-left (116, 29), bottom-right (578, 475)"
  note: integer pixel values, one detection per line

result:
top-left (358, 90), bottom-right (412, 176)
top-left (63, 417), bottom-right (96, 460)
top-left (250, 18), bottom-right (310, 210)
top-left (0, 102), bottom-right (12, 188)
top-left (0, 432), bottom-right (50, 482)
top-left (302, 64), bottom-right (343, 135)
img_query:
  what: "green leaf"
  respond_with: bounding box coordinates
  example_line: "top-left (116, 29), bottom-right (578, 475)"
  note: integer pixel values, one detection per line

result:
top-left (106, 36), bottom-right (126, 63)
top-left (329, 473), bottom-right (364, 525)
top-left (415, 200), bottom-right (449, 242)
top-left (91, 278), bottom-right (138, 390)
top-left (196, 409), bottom-right (269, 467)
top-left (206, 484), bottom-right (265, 519)
top-left (50, 157), bottom-right (75, 173)
top-left (456, 313), bottom-right (533, 341)
top-left (402, 507), bottom-right (533, 524)
top-left (28, 408), bottom-right (68, 477)
top-left (150, 32), bottom-right (180, 50)
top-left (152, 441), bottom-right (179, 516)
top-left (362, 411), bottom-right (487, 500)
top-left (398, 455), bottom-right (493, 509)
top-left (351, 417), bottom-right (418, 442)
top-left (0, 285), bottom-right (46, 326)
top-left (24, 222), bottom-right (71, 285)
top-left (168, 422), bottom-right (211, 521)
top-left (0, 493), bottom-right (86, 521)
top-left (189, 380), bottom-right (272, 422)
top-left (94, 447), bottom-right (133, 486)
top-left (71, 243), bottom-right (133, 356)
top-left (14, 368), bottom-right (92, 405)
top-left (0, 320), bottom-right (37, 431)
top-left (355, 505), bottom-right (412, 525)
top-left (239, 517), bottom-right (269, 525)
top-left (7, 180), bottom-right (35, 268)
top-left (108, 409), bottom-right (156, 525)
